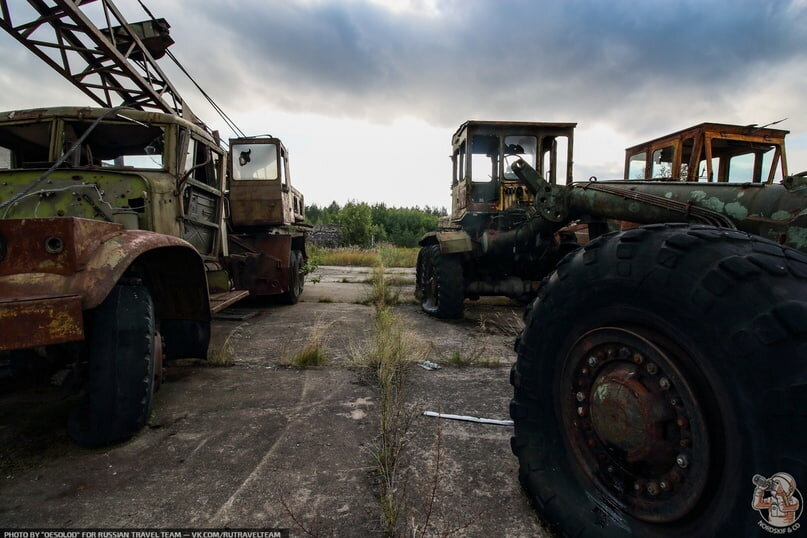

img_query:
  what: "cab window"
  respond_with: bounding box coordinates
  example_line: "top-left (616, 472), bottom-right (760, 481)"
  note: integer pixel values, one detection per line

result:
top-left (232, 143), bottom-right (278, 180)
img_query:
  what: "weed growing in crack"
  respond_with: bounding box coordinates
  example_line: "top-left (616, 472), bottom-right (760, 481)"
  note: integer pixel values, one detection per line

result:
top-left (283, 321), bottom-right (330, 368)
top-left (207, 326), bottom-right (241, 366)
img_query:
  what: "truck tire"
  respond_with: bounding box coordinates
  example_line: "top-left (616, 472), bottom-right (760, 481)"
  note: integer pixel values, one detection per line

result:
top-left (415, 246), bottom-right (426, 301)
top-left (280, 249), bottom-right (304, 304)
top-left (510, 224), bottom-right (807, 537)
top-left (68, 282), bottom-right (158, 447)
top-left (420, 244), bottom-right (464, 319)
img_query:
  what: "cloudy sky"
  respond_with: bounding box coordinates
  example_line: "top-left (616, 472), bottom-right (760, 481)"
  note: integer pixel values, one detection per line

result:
top-left (2, 0), bottom-right (806, 209)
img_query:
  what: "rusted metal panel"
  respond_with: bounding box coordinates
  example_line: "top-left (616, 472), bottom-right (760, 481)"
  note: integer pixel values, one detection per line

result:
top-left (227, 232), bottom-right (296, 296)
top-left (436, 231), bottom-right (473, 254)
top-left (0, 217), bottom-right (122, 277)
top-left (209, 289), bottom-right (250, 314)
top-left (0, 217), bottom-right (208, 313)
top-left (0, 294), bottom-right (83, 351)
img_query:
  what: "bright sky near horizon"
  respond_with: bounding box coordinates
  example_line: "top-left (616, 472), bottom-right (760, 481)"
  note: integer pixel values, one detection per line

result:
top-left (1, 0), bottom-right (806, 209)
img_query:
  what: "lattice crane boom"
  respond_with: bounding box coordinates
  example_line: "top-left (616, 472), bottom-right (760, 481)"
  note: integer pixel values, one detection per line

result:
top-left (0, 0), bottom-right (200, 124)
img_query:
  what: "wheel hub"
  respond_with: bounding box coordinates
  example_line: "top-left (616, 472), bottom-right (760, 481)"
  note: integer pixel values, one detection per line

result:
top-left (590, 363), bottom-right (675, 465)
top-left (561, 327), bottom-right (711, 523)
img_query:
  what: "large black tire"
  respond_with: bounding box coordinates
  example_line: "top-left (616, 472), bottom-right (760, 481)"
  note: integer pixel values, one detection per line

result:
top-left (415, 246), bottom-right (426, 301)
top-left (420, 244), bottom-right (464, 319)
top-left (68, 282), bottom-right (158, 447)
top-left (280, 249), bottom-right (305, 305)
top-left (510, 224), bottom-right (807, 537)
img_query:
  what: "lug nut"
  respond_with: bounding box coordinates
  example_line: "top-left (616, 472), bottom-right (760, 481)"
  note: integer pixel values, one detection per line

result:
top-left (618, 347), bottom-right (631, 359)
top-left (676, 455), bottom-right (689, 469)
top-left (587, 356), bottom-right (598, 367)
top-left (659, 481), bottom-right (670, 491)
top-left (659, 377), bottom-right (671, 390)
top-left (577, 406), bottom-right (587, 417)
top-left (607, 465), bottom-right (614, 473)
top-left (670, 398), bottom-right (680, 406)
top-left (576, 391), bottom-right (586, 402)
top-left (647, 482), bottom-right (659, 496)
top-left (646, 363), bottom-right (658, 375)
top-left (632, 353), bottom-right (644, 364)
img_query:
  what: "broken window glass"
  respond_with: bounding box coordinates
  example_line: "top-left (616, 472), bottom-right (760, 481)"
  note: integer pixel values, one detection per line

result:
top-left (651, 146), bottom-right (674, 179)
top-left (0, 121), bottom-right (52, 168)
top-left (471, 134), bottom-right (498, 183)
top-left (64, 120), bottom-right (165, 169)
top-left (231, 143), bottom-right (278, 180)
top-left (503, 135), bottom-right (537, 180)
top-left (627, 152), bottom-right (646, 179)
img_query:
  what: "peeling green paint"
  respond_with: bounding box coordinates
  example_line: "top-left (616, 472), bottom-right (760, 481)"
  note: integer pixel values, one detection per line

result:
top-left (695, 196), bottom-right (725, 213)
top-left (725, 202), bottom-right (749, 220)
top-left (787, 226), bottom-right (807, 251)
top-left (771, 210), bottom-right (792, 221)
top-left (691, 191), bottom-right (707, 202)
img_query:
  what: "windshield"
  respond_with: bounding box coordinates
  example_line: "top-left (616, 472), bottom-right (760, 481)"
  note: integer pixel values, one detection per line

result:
top-left (65, 120), bottom-right (165, 169)
top-left (0, 119), bottom-right (166, 170)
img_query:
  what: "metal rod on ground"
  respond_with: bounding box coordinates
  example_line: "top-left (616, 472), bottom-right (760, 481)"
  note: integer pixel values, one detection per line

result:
top-left (423, 411), bottom-right (514, 426)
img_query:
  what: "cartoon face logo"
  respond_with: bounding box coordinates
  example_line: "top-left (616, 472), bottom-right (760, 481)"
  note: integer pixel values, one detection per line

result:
top-left (752, 472), bottom-right (803, 531)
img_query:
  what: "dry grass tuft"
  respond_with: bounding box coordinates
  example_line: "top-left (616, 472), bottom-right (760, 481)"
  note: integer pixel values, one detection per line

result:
top-left (283, 322), bottom-right (330, 368)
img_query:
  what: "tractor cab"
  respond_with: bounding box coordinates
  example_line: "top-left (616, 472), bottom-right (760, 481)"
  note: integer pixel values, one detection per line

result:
top-left (449, 121), bottom-right (575, 232)
top-left (624, 122), bottom-right (789, 183)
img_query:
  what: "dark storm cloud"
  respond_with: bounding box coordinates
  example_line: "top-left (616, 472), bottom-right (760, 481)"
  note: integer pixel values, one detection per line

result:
top-left (1, 0), bottom-right (804, 141)
top-left (160, 0), bottom-right (806, 136)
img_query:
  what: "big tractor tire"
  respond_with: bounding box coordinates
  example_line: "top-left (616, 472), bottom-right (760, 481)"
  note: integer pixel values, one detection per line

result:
top-left (280, 249), bottom-right (305, 305)
top-left (420, 244), bottom-right (464, 319)
top-left (415, 246), bottom-right (426, 301)
top-left (510, 224), bottom-right (807, 537)
top-left (68, 282), bottom-right (159, 447)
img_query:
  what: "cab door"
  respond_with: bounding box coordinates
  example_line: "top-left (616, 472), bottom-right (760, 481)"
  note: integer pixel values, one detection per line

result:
top-left (228, 137), bottom-right (288, 227)
top-left (180, 133), bottom-right (225, 257)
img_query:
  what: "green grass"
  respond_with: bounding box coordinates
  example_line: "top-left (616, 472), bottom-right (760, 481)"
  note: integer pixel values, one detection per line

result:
top-left (306, 244), bottom-right (419, 268)
top-left (287, 342), bottom-right (328, 367)
top-left (378, 244), bottom-right (419, 267)
top-left (207, 328), bottom-right (240, 366)
top-left (284, 323), bottom-right (329, 368)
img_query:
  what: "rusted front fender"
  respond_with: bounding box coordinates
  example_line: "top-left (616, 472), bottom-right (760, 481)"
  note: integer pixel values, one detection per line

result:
top-left (0, 218), bottom-right (209, 351)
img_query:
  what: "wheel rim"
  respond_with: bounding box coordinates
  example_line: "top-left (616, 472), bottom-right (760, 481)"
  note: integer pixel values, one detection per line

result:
top-left (559, 327), bottom-right (711, 523)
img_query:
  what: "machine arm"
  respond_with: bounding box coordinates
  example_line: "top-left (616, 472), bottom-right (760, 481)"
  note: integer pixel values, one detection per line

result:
top-left (0, 0), bottom-right (197, 122)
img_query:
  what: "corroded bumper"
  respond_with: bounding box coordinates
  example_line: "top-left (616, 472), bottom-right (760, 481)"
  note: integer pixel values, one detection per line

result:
top-left (0, 294), bottom-right (83, 351)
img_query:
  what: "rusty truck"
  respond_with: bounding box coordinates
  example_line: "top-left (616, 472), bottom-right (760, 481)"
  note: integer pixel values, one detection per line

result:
top-left (416, 120), bottom-right (807, 536)
top-left (0, 1), bottom-right (307, 447)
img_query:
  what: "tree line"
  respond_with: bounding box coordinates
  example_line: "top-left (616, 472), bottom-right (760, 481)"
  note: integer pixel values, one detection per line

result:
top-left (306, 201), bottom-right (448, 247)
